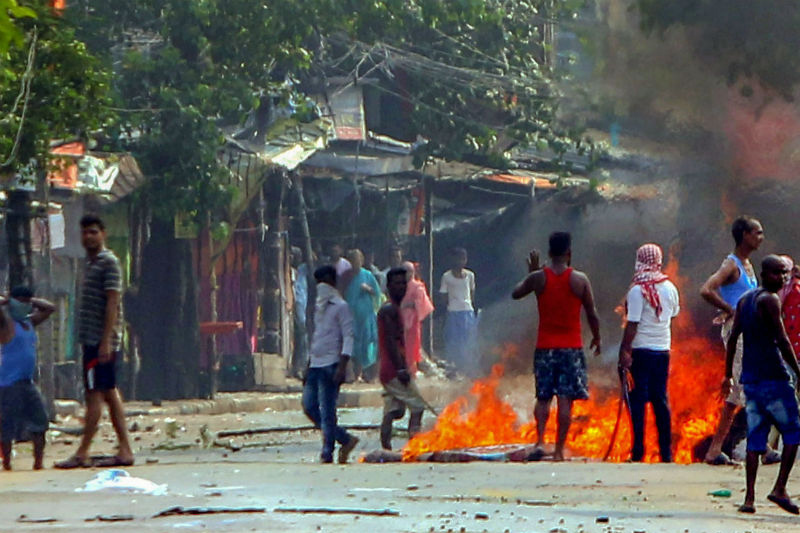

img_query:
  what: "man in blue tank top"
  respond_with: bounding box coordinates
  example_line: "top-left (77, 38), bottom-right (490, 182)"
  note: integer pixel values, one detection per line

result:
top-left (0, 287), bottom-right (55, 471)
top-left (724, 255), bottom-right (800, 514)
top-left (700, 216), bottom-right (766, 465)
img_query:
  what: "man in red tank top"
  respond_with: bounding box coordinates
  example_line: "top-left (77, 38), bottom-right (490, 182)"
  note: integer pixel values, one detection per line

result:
top-left (512, 232), bottom-right (601, 461)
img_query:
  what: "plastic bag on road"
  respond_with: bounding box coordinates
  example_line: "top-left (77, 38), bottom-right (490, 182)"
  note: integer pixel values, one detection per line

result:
top-left (77, 469), bottom-right (168, 495)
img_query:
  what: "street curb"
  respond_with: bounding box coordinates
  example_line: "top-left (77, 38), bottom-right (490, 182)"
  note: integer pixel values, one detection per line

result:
top-left (55, 380), bottom-right (466, 419)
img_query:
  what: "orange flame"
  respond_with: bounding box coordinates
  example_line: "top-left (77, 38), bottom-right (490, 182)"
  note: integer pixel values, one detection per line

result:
top-left (405, 254), bottom-right (722, 463)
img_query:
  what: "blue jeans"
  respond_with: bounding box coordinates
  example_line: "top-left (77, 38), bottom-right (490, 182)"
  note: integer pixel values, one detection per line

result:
top-left (302, 363), bottom-right (354, 461)
top-left (743, 380), bottom-right (800, 452)
top-left (629, 349), bottom-right (672, 462)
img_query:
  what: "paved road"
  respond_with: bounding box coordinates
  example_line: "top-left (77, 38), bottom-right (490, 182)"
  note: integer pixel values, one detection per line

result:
top-left (1, 406), bottom-right (797, 532)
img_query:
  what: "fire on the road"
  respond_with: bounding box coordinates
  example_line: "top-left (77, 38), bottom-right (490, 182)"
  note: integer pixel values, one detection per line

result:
top-left (404, 258), bottom-right (723, 464)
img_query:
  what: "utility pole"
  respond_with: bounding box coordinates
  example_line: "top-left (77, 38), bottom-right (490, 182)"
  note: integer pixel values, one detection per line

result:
top-left (5, 189), bottom-right (34, 289)
top-left (424, 173), bottom-right (434, 358)
top-left (39, 171), bottom-right (55, 418)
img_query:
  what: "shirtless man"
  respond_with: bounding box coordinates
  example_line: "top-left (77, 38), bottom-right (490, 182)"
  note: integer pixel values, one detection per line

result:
top-left (512, 232), bottom-right (601, 461)
top-left (700, 216), bottom-right (772, 465)
top-left (724, 256), bottom-right (800, 514)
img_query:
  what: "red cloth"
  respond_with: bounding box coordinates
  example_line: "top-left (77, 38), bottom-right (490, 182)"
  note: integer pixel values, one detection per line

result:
top-left (378, 304), bottom-right (404, 384)
top-left (400, 278), bottom-right (434, 374)
top-left (631, 244), bottom-right (668, 320)
top-left (536, 267), bottom-right (583, 349)
top-left (782, 281), bottom-right (800, 357)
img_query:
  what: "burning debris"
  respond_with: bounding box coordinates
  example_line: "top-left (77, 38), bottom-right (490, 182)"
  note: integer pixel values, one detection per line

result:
top-left (388, 259), bottom-right (723, 465)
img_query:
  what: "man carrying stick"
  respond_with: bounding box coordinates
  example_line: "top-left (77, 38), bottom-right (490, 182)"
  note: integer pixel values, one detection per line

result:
top-left (378, 267), bottom-right (429, 450)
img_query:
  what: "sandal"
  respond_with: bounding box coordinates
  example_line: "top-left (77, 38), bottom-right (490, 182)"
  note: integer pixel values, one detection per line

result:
top-left (767, 493), bottom-right (800, 515)
top-left (92, 455), bottom-right (135, 468)
top-left (738, 504), bottom-right (756, 514)
top-left (54, 456), bottom-right (89, 469)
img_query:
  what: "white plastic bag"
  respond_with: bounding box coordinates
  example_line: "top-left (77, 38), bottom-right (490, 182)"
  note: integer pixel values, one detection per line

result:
top-left (77, 469), bottom-right (168, 495)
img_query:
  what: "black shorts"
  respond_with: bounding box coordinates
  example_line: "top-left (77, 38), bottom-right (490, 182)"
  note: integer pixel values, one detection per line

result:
top-left (0, 380), bottom-right (49, 442)
top-left (83, 344), bottom-right (119, 391)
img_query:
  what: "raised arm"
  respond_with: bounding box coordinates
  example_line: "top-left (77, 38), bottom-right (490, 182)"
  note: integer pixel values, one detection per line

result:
top-left (30, 296), bottom-right (56, 327)
top-left (700, 258), bottom-right (738, 317)
top-left (512, 250), bottom-right (543, 300)
top-left (512, 270), bottom-right (545, 300)
top-left (0, 299), bottom-right (14, 344)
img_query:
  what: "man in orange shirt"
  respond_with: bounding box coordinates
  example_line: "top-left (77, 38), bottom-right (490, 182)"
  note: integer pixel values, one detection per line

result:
top-left (512, 232), bottom-right (601, 461)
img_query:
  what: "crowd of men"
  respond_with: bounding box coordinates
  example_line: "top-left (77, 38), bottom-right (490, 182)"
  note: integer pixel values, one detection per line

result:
top-left (290, 244), bottom-right (479, 382)
top-left (508, 216), bottom-right (800, 515)
top-left (295, 244), bottom-right (478, 462)
top-left (2, 212), bottom-right (799, 516)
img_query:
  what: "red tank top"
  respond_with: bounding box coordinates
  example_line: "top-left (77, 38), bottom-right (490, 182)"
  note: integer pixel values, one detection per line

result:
top-left (536, 267), bottom-right (583, 349)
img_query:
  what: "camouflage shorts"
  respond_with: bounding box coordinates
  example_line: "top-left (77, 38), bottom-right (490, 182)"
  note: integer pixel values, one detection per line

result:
top-left (533, 348), bottom-right (589, 401)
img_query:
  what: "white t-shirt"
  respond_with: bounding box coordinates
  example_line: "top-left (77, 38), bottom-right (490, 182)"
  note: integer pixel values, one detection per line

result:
top-left (439, 270), bottom-right (476, 312)
top-left (626, 280), bottom-right (680, 351)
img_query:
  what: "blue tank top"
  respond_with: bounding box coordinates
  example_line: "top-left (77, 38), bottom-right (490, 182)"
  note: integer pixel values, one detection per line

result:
top-left (740, 289), bottom-right (791, 384)
top-left (719, 254), bottom-right (757, 309)
top-left (0, 320), bottom-right (37, 387)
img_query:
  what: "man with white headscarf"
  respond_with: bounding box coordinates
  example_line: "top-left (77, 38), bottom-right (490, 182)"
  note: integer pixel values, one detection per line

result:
top-left (618, 243), bottom-right (680, 463)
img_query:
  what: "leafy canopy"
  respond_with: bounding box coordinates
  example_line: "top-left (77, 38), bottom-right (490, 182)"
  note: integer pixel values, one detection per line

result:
top-left (68, 1), bottom-right (588, 221)
top-left (0, 1), bottom-right (110, 174)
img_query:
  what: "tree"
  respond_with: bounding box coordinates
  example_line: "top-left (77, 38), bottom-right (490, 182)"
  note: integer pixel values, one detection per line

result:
top-left (69, 1), bottom-right (590, 399)
top-left (1, 1), bottom-right (110, 288)
top-left (0, 0), bottom-right (36, 58)
top-left (313, 0), bottom-right (591, 165)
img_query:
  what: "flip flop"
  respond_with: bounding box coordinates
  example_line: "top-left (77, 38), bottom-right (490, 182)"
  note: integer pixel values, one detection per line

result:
top-left (767, 494), bottom-right (800, 515)
top-left (53, 456), bottom-right (89, 469)
top-left (91, 455), bottom-right (135, 468)
top-left (738, 504), bottom-right (756, 514)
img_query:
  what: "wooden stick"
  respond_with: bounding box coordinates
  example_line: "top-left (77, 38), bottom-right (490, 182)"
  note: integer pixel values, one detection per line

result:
top-left (217, 424), bottom-right (382, 438)
top-left (274, 507), bottom-right (399, 517)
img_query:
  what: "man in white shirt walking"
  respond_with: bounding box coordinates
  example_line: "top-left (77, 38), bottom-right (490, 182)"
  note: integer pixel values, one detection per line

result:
top-left (439, 248), bottom-right (478, 375)
top-left (618, 244), bottom-right (680, 463)
top-left (302, 265), bottom-right (359, 463)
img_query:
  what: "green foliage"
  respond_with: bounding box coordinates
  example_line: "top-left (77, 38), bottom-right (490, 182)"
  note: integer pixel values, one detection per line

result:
top-left (0, 1), bottom-right (110, 173)
top-left (68, 0), bottom-right (325, 221)
top-left (0, 0), bottom-right (37, 59)
top-left (320, 0), bottom-right (587, 163)
top-left (67, 0), bottom-right (588, 222)
top-left (635, 0), bottom-right (800, 98)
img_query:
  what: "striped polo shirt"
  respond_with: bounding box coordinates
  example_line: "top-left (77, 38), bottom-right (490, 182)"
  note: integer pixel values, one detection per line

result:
top-left (78, 248), bottom-right (123, 350)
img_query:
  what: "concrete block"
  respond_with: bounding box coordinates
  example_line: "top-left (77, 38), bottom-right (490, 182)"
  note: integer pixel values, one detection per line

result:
top-left (253, 352), bottom-right (287, 387)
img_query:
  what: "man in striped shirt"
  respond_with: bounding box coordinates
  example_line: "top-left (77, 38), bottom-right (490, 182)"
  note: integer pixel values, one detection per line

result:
top-left (56, 214), bottom-right (133, 468)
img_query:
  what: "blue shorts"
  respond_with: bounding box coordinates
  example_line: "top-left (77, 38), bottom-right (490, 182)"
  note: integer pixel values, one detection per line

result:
top-left (533, 348), bottom-right (589, 401)
top-left (743, 380), bottom-right (800, 453)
